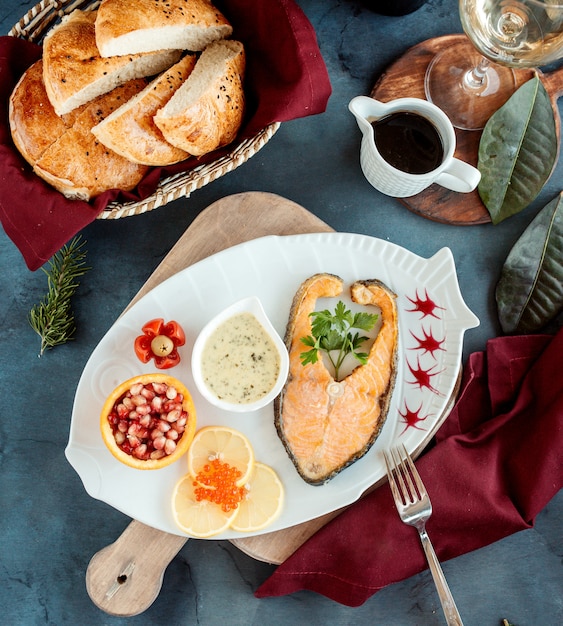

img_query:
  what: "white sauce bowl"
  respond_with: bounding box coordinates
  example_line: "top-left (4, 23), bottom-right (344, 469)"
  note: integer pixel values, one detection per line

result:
top-left (191, 296), bottom-right (289, 413)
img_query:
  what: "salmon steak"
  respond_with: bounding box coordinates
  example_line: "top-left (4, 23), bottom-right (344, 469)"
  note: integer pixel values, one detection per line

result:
top-left (274, 273), bottom-right (399, 485)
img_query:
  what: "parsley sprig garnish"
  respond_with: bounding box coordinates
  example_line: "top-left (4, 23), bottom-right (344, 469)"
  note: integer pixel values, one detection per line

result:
top-left (300, 301), bottom-right (379, 380)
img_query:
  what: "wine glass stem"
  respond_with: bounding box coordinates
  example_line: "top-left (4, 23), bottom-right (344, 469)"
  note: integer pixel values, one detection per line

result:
top-left (464, 56), bottom-right (491, 90)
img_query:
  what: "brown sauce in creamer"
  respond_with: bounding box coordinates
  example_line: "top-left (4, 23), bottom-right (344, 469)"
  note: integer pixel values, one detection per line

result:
top-left (371, 112), bottom-right (444, 174)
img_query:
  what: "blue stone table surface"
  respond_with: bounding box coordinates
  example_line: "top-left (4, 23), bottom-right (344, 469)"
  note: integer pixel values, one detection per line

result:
top-left (1, 1), bottom-right (561, 624)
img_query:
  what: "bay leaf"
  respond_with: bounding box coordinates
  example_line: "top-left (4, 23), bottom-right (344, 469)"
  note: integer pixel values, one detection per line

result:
top-left (496, 192), bottom-right (563, 334)
top-left (478, 76), bottom-right (558, 225)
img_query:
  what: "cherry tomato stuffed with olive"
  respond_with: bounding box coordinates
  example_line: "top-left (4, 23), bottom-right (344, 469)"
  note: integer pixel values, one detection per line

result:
top-left (134, 318), bottom-right (185, 369)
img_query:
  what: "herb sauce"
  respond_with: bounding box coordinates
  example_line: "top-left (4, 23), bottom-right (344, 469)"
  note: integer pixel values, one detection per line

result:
top-left (201, 312), bottom-right (280, 404)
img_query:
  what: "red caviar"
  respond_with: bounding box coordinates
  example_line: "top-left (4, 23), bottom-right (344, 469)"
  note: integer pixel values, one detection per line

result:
top-left (193, 458), bottom-right (247, 512)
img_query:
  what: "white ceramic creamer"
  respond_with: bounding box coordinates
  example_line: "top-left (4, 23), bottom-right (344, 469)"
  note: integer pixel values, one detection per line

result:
top-left (349, 95), bottom-right (481, 197)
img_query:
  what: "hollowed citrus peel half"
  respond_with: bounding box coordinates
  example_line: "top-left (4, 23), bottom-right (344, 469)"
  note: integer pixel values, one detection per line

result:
top-left (100, 373), bottom-right (196, 470)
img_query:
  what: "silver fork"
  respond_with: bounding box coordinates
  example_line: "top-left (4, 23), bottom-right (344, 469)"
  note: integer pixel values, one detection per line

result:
top-left (384, 444), bottom-right (464, 626)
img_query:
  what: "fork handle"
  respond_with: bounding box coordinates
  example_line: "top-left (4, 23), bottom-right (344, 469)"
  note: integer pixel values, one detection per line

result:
top-left (418, 529), bottom-right (464, 626)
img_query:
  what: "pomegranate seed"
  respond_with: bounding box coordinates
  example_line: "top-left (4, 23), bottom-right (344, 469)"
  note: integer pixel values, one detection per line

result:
top-left (136, 404), bottom-right (151, 416)
top-left (130, 383), bottom-right (144, 395)
top-left (166, 409), bottom-right (180, 423)
top-left (134, 444), bottom-right (148, 459)
top-left (172, 424), bottom-right (185, 435)
top-left (163, 400), bottom-right (179, 412)
top-left (141, 387), bottom-right (155, 400)
top-left (164, 439), bottom-right (176, 455)
top-left (152, 382), bottom-right (167, 395)
top-left (131, 394), bottom-right (147, 407)
top-left (122, 397), bottom-right (134, 410)
top-left (128, 435), bottom-right (141, 448)
top-left (153, 436), bottom-right (166, 450)
top-left (151, 396), bottom-right (163, 411)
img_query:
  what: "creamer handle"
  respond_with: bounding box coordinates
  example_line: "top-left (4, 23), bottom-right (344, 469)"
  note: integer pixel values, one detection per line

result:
top-left (436, 158), bottom-right (481, 193)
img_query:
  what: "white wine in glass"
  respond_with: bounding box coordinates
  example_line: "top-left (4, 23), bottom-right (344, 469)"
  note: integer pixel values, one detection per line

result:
top-left (425, 0), bottom-right (563, 130)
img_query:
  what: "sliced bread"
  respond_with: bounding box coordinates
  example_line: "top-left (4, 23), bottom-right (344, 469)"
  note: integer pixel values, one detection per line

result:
top-left (95, 0), bottom-right (233, 57)
top-left (92, 55), bottom-right (197, 166)
top-left (154, 40), bottom-right (245, 157)
top-left (32, 79), bottom-right (150, 201)
top-left (43, 9), bottom-right (182, 115)
top-left (9, 60), bottom-right (78, 166)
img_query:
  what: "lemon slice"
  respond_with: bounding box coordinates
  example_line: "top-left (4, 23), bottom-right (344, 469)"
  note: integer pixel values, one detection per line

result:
top-left (172, 474), bottom-right (239, 538)
top-left (187, 426), bottom-right (255, 486)
top-left (230, 462), bottom-right (284, 533)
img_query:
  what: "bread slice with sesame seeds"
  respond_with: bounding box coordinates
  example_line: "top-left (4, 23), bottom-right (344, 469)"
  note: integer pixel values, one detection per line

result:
top-left (43, 9), bottom-right (182, 116)
top-left (9, 59), bottom-right (80, 167)
top-left (32, 79), bottom-right (150, 201)
top-left (154, 40), bottom-right (245, 157)
top-left (92, 54), bottom-right (197, 166)
top-left (95, 0), bottom-right (233, 57)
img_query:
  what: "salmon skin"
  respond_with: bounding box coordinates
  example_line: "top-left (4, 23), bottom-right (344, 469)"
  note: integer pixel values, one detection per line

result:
top-left (274, 273), bottom-right (399, 485)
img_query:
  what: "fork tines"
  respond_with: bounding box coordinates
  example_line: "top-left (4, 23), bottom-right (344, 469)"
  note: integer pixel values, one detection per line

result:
top-left (384, 444), bottom-right (426, 506)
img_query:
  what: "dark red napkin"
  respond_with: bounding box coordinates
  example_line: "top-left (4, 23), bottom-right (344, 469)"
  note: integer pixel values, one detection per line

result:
top-left (256, 329), bottom-right (563, 606)
top-left (0, 0), bottom-right (331, 271)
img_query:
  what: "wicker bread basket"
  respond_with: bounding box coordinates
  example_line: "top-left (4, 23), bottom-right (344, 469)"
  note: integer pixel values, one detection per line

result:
top-left (8, 0), bottom-right (280, 220)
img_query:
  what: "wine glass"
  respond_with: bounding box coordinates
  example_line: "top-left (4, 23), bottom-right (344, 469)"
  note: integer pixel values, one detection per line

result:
top-left (425, 0), bottom-right (563, 131)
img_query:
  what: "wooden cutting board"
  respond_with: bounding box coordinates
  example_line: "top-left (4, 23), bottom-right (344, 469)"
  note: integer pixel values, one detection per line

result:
top-left (85, 191), bottom-right (460, 616)
top-left (85, 192), bottom-right (332, 616)
top-left (371, 34), bottom-right (563, 225)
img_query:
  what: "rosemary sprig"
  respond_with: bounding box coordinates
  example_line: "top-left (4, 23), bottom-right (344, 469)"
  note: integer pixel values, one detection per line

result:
top-left (29, 236), bottom-right (90, 356)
